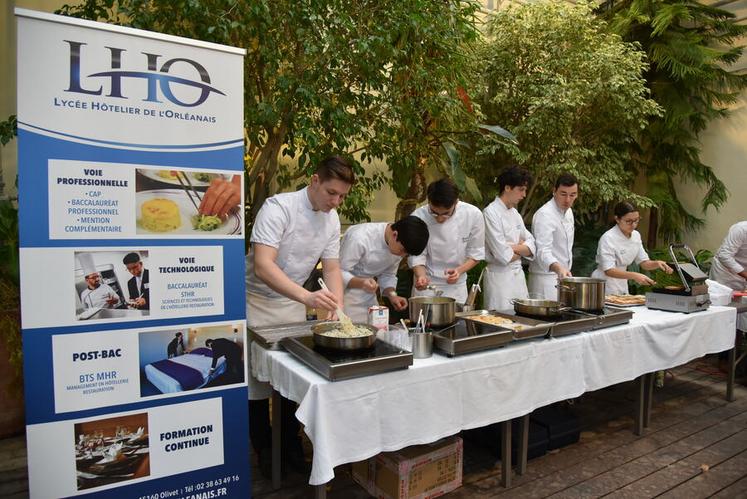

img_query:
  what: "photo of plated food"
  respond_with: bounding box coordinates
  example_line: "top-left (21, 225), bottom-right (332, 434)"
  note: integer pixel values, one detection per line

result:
top-left (74, 413), bottom-right (150, 491)
top-left (135, 167), bottom-right (243, 236)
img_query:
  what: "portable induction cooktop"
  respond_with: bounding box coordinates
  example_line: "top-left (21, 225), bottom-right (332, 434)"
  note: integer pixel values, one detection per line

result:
top-left (280, 336), bottom-right (413, 381)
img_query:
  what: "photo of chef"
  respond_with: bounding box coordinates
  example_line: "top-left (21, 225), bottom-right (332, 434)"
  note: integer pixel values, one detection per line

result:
top-left (135, 167), bottom-right (242, 236)
top-left (74, 251), bottom-right (151, 321)
top-left (74, 412), bottom-right (150, 491)
top-left (138, 324), bottom-right (245, 397)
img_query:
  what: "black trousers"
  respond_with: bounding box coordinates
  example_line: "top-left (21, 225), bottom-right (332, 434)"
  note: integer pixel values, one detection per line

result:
top-left (248, 396), bottom-right (302, 455)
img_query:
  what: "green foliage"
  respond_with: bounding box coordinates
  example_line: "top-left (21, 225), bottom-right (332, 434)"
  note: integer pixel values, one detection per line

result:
top-left (473, 1), bottom-right (661, 219)
top-left (603, 0), bottom-right (747, 244)
top-left (0, 115), bottom-right (17, 147)
top-left (57, 0), bottom-right (483, 226)
top-left (572, 222), bottom-right (610, 278)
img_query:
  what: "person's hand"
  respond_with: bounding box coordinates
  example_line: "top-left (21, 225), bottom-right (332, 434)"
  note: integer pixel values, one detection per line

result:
top-left (199, 176), bottom-right (241, 219)
top-left (303, 289), bottom-right (339, 312)
top-left (414, 275), bottom-right (430, 290)
top-left (361, 278), bottom-right (378, 294)
top-left (106, 294), bottom-right (119, 306)
top-left (444, 268), bottom-right (460, 284)
top-left (325, 310), bottom-right (338, 321)
top-left (388, 295), bottom-right (408, 311)
top-left (632, 273), bottom-right (656, 286)
top-left (134, 297), bottom-right (146, 308)
top-left (656, 261), bottom-right (673, 274)
top-left (551, 263), bottom-right (572, 279)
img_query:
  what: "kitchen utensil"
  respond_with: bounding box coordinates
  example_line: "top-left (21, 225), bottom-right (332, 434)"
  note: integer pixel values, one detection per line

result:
top-left (311, 322), bottom-right (377, 351)
top-left (317, 277), bottom-right (347, 323)
top-left (399, 318), bottom-right (409, 331)
top-left (425, 285), bottom-right (444, 297)
top-left (511, 298), bottom-right (571, 317)
top-left (411, 331), bottom-right (433, 359)
top-left (409, 296), bottom-right (456, 327)
top-left (465, 266), bottom-right (486, 309)
top-left (175, 171), bottom-right (202, 213)
top-left (557, 277), bottom-right (606, 311)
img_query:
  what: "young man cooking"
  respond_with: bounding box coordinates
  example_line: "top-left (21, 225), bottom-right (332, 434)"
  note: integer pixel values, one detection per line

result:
top-left (246, 155), bottom-right (354, 473)
top-left (409, 178), bottom-right (485, 303)
top-left (340, 216), bottom-right (429, 322)
top-left (528, 173), bottom-right (579, 300)
top-left (710, 220), bottom-right (747, 331)
top-left (483, 166), bottom-right (536, 310)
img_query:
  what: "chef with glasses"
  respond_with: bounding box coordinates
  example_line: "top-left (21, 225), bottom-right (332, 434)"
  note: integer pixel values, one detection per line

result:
top-left (590, 201), bottom-right (672, 295)
top-left (408, 178), bottom-right (485, 303)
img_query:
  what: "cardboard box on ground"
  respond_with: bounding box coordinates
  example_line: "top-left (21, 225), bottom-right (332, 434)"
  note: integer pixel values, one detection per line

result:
top-left (352, 436), bottom-right (462, 499)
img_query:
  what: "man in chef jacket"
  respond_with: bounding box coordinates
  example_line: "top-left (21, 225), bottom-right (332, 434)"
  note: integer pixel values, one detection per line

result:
top-left (80, 272), bottom-right (120, 309)
top-left (528, 173), bottom-right (578, 300)
top-left (483, 167), bottom-right (536, 310)
top-left (409, 178), bottom-right (485, 303)
top-left (340, 216), bottom-right (430, 322)
top-left (246, 155), bottom-right (354, 473)
top-left (710, 220), bottom-right (747, 331)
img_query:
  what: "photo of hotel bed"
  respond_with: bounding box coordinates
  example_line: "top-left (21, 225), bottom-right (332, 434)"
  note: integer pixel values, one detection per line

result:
top-left (138, 325), bottom-right (244, 397)
top-left (74, 413), bottom-right (149, 491)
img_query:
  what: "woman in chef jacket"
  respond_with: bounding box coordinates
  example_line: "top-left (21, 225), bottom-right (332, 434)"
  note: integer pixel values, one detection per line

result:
top-left (591, 201), bottom-right (672, 294)
top-left (710, 220), bottom-right (747, 331)
top-left (340, 216), bottom-right (429, 322)
top-left (408, 178), bottom-right (485, 303)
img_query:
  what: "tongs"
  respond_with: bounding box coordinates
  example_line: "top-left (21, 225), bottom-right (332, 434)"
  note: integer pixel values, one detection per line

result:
top-left (317, 277), bottom-right (349, 323)
top-left (175, 171), bottom-right (202, 214)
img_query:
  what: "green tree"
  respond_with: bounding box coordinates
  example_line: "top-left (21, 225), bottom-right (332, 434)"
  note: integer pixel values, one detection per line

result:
top-left (474, 1), bottom-right (661, 220)
top-left (603, 0), bottom-right (747, 246)
top-left (58, 0), bottom-right (485, 225)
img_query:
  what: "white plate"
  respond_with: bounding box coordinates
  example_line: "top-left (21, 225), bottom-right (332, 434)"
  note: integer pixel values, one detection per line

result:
top-left (137, 169), bottom-right (228, 188)
top-left (136, 189), bottom-right (241, 236)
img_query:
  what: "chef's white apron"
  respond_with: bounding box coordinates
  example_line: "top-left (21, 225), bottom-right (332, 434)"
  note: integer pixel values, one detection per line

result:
top-left (527, 272), bottom-right (560, 301)
top-left (591, 268), bottom-right (629, 295)
top-left (246, 291), bottom-right (306, 400)
top-left (411, 277), bottom-right (468, 304)
top-left (483, 265), bottom-right (529, 311)
top-left (710, 259), bottom-right (747, 331)
top-left (343, 288), bottom-right (378, 323)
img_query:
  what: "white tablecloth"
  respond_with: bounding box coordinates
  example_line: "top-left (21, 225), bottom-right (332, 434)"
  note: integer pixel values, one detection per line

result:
top-left (251, 306), bottom-right (737, 485)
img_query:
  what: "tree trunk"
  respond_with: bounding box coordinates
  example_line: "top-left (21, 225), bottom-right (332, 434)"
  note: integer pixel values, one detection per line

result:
top-left (394, 156), bottom-right (428, 220)
top-left (647, 206), bottom-right (659, 249)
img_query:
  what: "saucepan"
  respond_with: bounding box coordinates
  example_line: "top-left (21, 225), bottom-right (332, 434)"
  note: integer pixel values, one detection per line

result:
top-left (557, 277), bottom-right (606, 311)
top-left (511, 298), bottom-right (571, 318)
top-left (311, 322), bottom-right (377, 351)
top-left (409, 296), bottom-right (456, 328)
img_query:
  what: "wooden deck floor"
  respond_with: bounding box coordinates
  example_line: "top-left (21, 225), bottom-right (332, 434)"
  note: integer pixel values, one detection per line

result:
top-left (3, 357), bottom-right (746, 498)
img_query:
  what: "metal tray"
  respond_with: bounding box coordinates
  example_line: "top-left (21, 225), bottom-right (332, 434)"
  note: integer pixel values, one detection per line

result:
top-left (248, 320), bottom-right (322, 349)
top-left (459, 310), bottom-right (553, 340)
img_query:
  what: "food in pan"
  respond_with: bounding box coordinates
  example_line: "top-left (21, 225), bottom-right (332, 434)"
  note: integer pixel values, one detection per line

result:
top-left (605, 294), bottom-right (646, 305)
top-left (140, 198), bottom-right (181, 232)
top-left (192, 172), bottom-right (218, 183)
top-left (319, 324), bottom-right (373, 338)
top-left (664, 285), bottom-right (685, 291)
top-left (469, 315), bottom-right (525, 331)
top-left (191, 214), bottom-right (222, 231)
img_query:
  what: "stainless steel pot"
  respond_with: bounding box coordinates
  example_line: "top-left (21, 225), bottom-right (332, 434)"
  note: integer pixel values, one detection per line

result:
top-left (409, 296), bottom-right (456, 327)
top-left (311, 322), bottom-right (377, 351)
top-left (557, 277), bottom-right (606, 311)
top-left (511, 298), bottom-right (571, 317)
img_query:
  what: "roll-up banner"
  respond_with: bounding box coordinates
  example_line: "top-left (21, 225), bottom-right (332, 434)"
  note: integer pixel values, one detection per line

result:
top-left (16, 9), bottom-right (249, 498)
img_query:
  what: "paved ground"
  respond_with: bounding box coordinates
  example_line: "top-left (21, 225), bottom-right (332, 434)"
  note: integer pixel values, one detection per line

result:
top-left (3, 357), bottom-right (746, 498)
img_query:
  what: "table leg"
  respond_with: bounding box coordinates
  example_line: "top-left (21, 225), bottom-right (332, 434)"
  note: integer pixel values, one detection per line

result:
top-left (314, 484), bottom-right (327, 498)
top-left (271, 389), bottom-right (281, 490)
top-left (643, 372), bottom-right (654, 428)
top-left (501, 420), bottom-right (511, 488)
top-left (727, 343), bottom-right (737, 402)
top-left (634, 374), bottom-right (645, 436)
top-left (516, 414), bottom-right (529, 476)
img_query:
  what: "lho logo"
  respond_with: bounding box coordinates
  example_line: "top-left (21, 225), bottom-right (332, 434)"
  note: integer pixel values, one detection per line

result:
top-left (65, 40), bottom-right (225, 108)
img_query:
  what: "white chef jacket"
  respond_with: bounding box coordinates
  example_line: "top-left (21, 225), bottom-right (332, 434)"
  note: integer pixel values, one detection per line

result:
top-left (528, 199), bottom-right (574, 300)
top-left (246, 187), bottom-right (341, 299)
top-left (483, 197), bottom-right (536, 310)
top-left (80, 282), bottom-right (120, 309)
top-left (710, 221), bottom-right (747, 331)
top-left (590, 225), bottom-right (650, 295)
top-left (408, 201), bottom-right (485, 303)
top-left (339, 223), bottom-right (401, 322)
